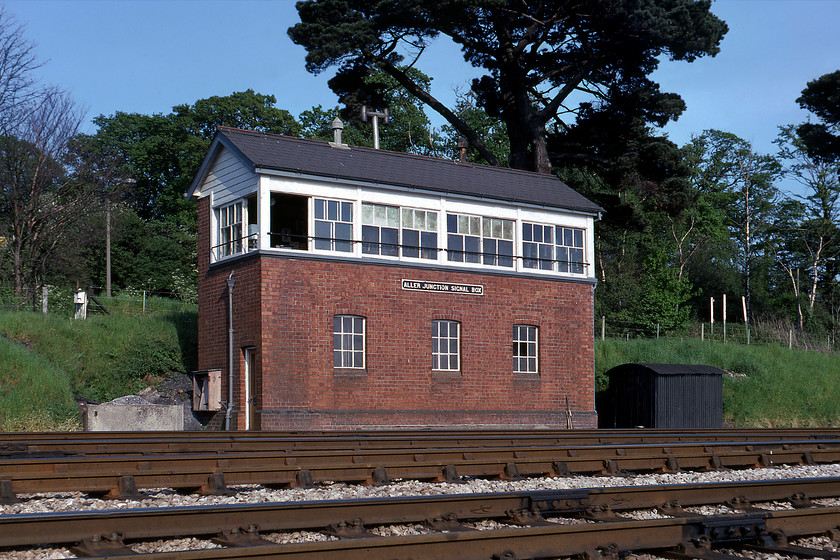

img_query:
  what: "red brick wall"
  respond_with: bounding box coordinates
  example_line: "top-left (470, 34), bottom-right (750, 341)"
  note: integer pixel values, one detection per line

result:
top-left (197, 199), bottom-right (597, 430)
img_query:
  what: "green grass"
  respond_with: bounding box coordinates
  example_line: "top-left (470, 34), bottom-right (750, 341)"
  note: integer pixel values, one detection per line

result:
top-left (1, 304), bottom-right (838, 430)
top-left (596, 337), bottom-right (840, 427)
top-left (0, 300), bottom-right (196, 430)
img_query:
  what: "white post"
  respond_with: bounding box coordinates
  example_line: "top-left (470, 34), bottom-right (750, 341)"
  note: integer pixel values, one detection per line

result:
top-left (710, 296), bottom-right (715, 338)
top-left (41, 286), bottom-right (47, 314)
top-left (701, 323), bottom-right (705, 341)
top-left (789, 329), bottom-right (793, 349)
top-left (742, 295), bottom-right (749, 345)
top-left (723, 294), bottom-right (727, 344)
top-left (601, 316), bottom-right (605, 341)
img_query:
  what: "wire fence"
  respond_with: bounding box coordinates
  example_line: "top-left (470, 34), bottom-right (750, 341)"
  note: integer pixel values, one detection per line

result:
top-left (0, 285), bottom-right (196, 317)
top-left (597, 316), bottom-right (837, 354)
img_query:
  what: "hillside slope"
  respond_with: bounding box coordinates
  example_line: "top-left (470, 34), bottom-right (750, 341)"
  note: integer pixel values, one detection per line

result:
top-left (1, 309), bottom-right (837, 430)
top-left (0, 306), bottom-right (196, 431)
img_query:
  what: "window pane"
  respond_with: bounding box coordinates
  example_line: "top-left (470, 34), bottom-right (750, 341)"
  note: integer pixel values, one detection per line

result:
top-left (341, 202), bottom-right (352, 222)
top-left (502, 220), bottom-right (513, 240)
top-left (464, 236), bottom-right (480, 263)
top-left (447, 213), bottom-right (458, 233)
top-left (458, 214), bottom-right (469, 233)
top-left (469, 216), bottom-right (480, 235)
top-left (448, 234), bottom-right (463, 262)
top-left (362, 203), bottom-right (373, 224)
top-left (427, 212), bottom-right (437, 231)
top-left (573, 229), bottom-right (583, 247)
top-left (382, 227), bottom-right (399, 256)
top-left (523, 222), bottom-right (532, 242)
top-left (402, 208), bottom-right (414, 229)
top-left (315, 199), bottom-right (325, 220)
top-left (498, 240), bottom-right (513, 267)
top-left (314, 221), bottom-right (331, 250)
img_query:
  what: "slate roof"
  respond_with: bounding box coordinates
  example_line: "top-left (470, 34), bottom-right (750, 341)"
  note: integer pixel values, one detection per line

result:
top-left (191, 126), bottom-right (603, 215)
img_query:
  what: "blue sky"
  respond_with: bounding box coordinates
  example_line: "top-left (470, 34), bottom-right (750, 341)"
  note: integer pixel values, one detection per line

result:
top-left (5, 0), bottom-right (840, 171)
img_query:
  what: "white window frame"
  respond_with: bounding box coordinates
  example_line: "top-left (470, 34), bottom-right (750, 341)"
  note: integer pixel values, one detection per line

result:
top-left (513, 324), bottom-right (539, 373)
top-left (362, 202), bottom-right (401, 257)
top-left (216, 201), bottom-right (244, 259)
top-left (333, 315), bottom-right (366, 369)
top-left (556, 226), bottom-right (585, 274)
top-left (432, 320), bottom-right (461, 372)
top-left (401, 207), bottom-right (439, 260)
top-left (314, 197), bottom-right (354, 253)
top-left (447, 212), bottom-right (514, 267)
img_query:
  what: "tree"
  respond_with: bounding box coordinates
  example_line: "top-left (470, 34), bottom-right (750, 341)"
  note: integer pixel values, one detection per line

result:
top-left (289, 0), bottom-right (727, 172)
top-left (796, 70), bottom-right (840, 162)
top-left (686, 130), bottom-right (782, 318)
top-left (301, 69), bottom-right (445, 155)
top-left (0, 89), bottom-right (88, 297)
top-left (775, 125), bottom-right (840, 322)
top-left (0, 7), bottom-right (43, 135)
top-left (91, 90), bottom-right (301, 224)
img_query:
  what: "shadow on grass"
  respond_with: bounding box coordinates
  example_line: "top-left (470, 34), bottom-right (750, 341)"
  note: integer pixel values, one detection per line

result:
top-left (164, 309), bottom-right (198, 374)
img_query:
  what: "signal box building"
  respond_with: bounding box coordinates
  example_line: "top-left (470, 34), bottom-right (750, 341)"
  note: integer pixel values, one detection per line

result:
top-left (188, 126), bottom-right (602, 430)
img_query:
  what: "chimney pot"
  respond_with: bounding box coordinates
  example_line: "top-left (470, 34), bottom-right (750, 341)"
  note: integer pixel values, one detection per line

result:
top-left (332, 118), bottom-right (344, 145)
top-left (457, 138), bottom-right (469, 163)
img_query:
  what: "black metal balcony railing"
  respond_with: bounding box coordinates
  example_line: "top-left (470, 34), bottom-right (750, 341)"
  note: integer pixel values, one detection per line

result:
top-left (212, 232), bottom-right (590, 274)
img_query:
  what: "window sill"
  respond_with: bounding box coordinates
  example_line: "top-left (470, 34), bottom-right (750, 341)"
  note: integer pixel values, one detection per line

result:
top-left (334, 369), bottom-right (367, 376)
top-left (513, 372), bottom-right (541, 380)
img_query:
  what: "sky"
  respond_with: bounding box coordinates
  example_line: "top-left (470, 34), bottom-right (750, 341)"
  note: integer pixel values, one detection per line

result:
top-left (4, 0), bottom-right (840, 186)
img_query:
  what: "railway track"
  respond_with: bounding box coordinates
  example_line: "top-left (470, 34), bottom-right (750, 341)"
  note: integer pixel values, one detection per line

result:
top-left (4, 428), bottom-right (840, 457)
top-left (4, 477), bottom-right (840, 558)
top-left (2, 438), bottom-right (838, 501)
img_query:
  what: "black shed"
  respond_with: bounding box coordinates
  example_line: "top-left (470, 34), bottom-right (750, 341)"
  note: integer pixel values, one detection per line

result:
top-left (601, 363), bottom-right (724, 429)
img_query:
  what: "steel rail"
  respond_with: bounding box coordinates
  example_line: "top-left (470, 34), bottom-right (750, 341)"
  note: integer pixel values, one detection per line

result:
top-left (2, 477), bottom-right (840, 551)
top-left (116, 508), bottom-right (838, 560)
top-left (4, 428), bottom-right (840, 458)
top-left (1, 440), bottom-right (839, 500)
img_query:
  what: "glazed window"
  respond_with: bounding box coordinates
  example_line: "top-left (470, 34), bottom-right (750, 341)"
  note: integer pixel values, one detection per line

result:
top-left (481, 217), bottom-right (514, 267)
top-left (333, 315), bottom-right (365, 369)
top-left (447, 214), bottom-right (513, 266)
top-left (522, 222), bottom-right (554, 270)
top-left (314, 198), bottom-right (353, 252)
top-left (402, 208), bottom-right (438, 260)
top-left (217, 201), bottom-right (243, 258)
top-left (362, 203), bottom-right (400, 256)
top-left (556, 227), bottom-right (585, 274)
top-left (513, 325), bottom-right (538, 373)
top-left (432, 320), bottom-right (460, 371)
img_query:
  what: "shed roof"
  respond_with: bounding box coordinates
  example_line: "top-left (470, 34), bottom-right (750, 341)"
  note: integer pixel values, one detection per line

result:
top-left (189, 127), bottom-right (603, 216)
top-left (606, 363), bottom-right (727, 376)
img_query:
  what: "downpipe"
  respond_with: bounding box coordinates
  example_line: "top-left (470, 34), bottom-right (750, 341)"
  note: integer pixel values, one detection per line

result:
top-left (224, 272), bottom-right (235, 430)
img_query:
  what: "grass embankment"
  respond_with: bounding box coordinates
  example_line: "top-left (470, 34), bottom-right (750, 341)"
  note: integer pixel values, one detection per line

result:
top-left (596, 337), bottom-right (840, 427)
top-left (0, 306), bottom-right (838, 430)
top-left (0, 301), bottom-right (196, 431)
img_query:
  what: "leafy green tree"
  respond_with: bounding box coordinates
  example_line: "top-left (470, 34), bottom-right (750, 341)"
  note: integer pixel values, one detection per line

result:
top-left (774, 125), bottom-right (840, 324)
top-left (302, 69), bottom-right (444, 155)
top-left (289, 0), bottom-right (727, 172)
top-left (109, 212), bottom-right (196, 299)
top-left (91, 90), bottom-right (300, 224)
top-left (440, 90), bottom-right (509, 166)
top-left (796, 70), bottom-right (840, 162)
top-left (685, 130), bottom-right (782, 318)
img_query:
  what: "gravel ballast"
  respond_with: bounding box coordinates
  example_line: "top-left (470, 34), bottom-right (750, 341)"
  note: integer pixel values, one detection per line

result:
top-left (3, 463), bottom-right (840, 558)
